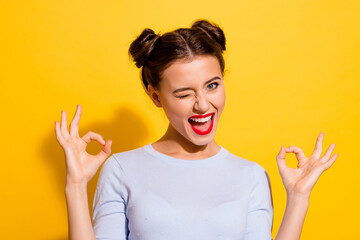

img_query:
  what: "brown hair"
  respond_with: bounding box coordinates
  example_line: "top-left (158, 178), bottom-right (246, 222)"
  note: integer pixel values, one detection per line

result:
top-left (128, 19), bottom-right (226, 93)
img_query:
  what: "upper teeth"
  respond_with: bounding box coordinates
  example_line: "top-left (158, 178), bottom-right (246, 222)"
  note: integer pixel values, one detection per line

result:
top-left (189, 114), bottom-right (212, 123)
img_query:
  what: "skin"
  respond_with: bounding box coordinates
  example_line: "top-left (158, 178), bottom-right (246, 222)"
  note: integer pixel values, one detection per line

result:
top-left (148, 55), bottom-right (225, 159)
top-left (55, 55), bottom-right (338, 240)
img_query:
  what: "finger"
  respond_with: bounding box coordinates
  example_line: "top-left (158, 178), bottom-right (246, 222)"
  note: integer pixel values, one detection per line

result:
top-left (81, 131), bottom-right (106, 145)
top-left (55, 121), bottom-right (65, 145)
top-left (320, 143), bottom-right (336, 164)
top-left (95, 139), bottom-right (112, 163)
top-left (285, 146), bottom-right (307, 164)
top-left (311, 132), bottom-right (324, 159)
top-left (60, 110), bottom-right (70, 139)
top-left (323, 153), bottom-right (338, 170)
top-left (70, 104), bottom-right (82, 137)
top-left (276, 146), bottom-right (287, 172)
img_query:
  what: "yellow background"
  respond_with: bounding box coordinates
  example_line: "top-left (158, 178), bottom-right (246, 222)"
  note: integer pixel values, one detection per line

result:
top-left (1, 0), bottom-right (359, 239)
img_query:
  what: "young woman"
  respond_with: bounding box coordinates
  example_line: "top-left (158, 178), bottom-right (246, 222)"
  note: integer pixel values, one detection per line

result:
top-left (55, 20), bottom-right (338, 240)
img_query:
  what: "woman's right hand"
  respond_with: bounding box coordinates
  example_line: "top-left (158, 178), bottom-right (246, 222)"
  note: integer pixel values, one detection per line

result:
top-left (55, 105), bottom-right (112, 186)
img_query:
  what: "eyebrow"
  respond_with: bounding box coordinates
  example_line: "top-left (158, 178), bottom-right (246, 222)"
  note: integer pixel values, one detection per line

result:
top-left (172, 76), bottom-right (221, 94)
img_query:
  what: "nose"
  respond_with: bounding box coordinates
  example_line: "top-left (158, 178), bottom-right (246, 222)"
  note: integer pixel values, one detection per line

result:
top-left (193, 91), bottom-right (210, 113)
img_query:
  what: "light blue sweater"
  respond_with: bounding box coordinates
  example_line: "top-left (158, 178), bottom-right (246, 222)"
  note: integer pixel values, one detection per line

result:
top-left (93, 144), bottom-right (273, 240)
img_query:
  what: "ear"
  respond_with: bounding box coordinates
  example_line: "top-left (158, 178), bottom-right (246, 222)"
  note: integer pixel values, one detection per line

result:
top-left (148, 85), bottom-right (162, 108)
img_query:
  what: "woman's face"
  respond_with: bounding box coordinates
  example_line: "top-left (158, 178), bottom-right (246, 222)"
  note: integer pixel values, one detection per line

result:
top-left (149, 55), bottom-right (226, 146)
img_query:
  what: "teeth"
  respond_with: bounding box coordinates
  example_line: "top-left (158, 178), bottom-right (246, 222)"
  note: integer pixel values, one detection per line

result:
top-left (189, 114), bottom-right (212, 123)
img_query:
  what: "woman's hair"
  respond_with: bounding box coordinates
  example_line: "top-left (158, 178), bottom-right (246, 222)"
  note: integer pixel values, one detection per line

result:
top-left (128, 19), bottom-right (226, 93)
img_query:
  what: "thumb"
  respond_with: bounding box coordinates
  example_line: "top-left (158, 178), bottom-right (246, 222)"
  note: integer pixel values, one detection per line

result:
top-left (276, 146), bottom-right (287, 172)
top-left (96, 139), bottom-right (112, 163)
top-left (103, 139), bottom-right (112, 155)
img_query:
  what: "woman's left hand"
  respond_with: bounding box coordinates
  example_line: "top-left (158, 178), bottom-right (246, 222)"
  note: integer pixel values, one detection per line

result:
top-left (276, 132), bottom-right (338, 199)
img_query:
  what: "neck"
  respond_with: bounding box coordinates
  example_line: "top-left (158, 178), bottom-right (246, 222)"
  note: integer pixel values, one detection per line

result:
top-left (152, 124), bottom-right (220, 160)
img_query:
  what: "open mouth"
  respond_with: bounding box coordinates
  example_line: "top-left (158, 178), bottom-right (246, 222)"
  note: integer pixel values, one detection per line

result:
top-left (188, 113), bottom-right (215, 135)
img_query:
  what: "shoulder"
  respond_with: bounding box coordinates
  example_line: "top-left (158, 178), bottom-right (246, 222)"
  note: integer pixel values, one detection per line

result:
top-left (112, 145), bottom-right (147, 161)
top-left (101, 145), bottom-right (148, 173)
top-left (97, 145), bottom-right (150, 189)
top-left (225, 150), bottom-right (266, 172)
top-left (223, 150), bottom-right (269, 184)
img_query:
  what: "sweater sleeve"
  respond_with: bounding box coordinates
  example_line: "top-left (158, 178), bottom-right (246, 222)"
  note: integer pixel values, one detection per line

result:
top-left (92, 155), bottom-right (128, 240)
top-left (243, 163), bottom-right (274, 240)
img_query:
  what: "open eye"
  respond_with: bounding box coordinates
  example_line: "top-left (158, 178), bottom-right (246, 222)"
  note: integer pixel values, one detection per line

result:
top-left (207, 82), bottom-right (219, 90)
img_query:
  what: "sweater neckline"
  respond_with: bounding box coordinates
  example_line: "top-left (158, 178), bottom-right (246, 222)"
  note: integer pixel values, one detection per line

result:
top-left (143, 143), bottom-right (228, 166)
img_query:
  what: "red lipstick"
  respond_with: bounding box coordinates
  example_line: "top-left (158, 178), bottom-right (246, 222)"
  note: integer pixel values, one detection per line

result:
top-left (188, 113), bottom-right (215, 135)
top-left (189, 112), bottom-right (214, 118)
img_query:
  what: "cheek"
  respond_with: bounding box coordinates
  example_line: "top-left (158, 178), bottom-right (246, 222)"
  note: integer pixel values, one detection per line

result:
top-left (218, 87), bottom-right (226, 108)
top-left (163, 100), bottom-right (192, 122)
top-left (210, 90), bottom-right (226, 109)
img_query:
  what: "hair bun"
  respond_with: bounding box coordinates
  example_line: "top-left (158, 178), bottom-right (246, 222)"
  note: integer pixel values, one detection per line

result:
top-left (192, 20), bottom-right (226, 51)
top-left (129, 28), bottom-right (160, 68)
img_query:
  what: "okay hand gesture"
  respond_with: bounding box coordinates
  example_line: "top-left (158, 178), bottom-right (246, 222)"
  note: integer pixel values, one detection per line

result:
top-left (276, 133), bottom-right (338, 198)
top-left (55, 105), bottom-right (112, 186)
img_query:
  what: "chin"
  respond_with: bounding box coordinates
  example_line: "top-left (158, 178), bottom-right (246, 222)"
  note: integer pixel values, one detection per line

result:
top-left (187, 131), bottom-right (216, 146)
top-left (170, 119), bottom-right (218, 147)
top-left (185, 115), bottom-right (219, 146)
top-left (189, 139), bottom-right (212, 146)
